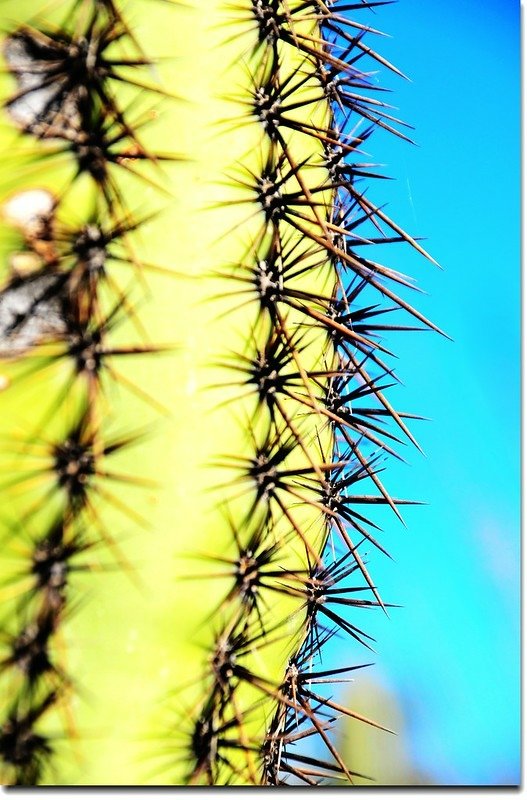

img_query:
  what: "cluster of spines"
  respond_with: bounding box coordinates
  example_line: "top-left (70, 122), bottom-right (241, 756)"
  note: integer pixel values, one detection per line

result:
top-left (0, 0), bottom-right (171, 784)
top-left (184, 0), bottom-right (439, 785)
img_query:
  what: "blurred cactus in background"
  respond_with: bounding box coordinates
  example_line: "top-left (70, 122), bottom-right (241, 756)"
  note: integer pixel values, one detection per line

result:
top-left (337, 678), bottom-right (435, 786)
top-left (0, 0), bottom-right (437, 785)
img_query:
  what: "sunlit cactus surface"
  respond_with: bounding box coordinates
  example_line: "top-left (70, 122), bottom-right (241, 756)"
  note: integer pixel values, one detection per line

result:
top-left (0, 0), bottom-right (438, 786)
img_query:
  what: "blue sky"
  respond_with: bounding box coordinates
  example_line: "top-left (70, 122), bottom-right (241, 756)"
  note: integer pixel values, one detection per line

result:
top-left (330, 0), bottom-right (520, 785)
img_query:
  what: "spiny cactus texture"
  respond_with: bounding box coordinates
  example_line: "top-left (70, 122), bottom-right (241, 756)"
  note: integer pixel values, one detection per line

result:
top-left (0, 0), bottom-right (439, 786)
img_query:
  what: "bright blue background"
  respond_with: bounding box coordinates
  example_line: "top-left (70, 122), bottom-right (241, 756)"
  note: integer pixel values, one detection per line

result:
top-left (331, 0), bottom-right (520, 785)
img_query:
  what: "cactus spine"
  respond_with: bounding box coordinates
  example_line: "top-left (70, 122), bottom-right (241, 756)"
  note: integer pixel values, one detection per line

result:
top-left (0, 0), bottom-right (438, 786)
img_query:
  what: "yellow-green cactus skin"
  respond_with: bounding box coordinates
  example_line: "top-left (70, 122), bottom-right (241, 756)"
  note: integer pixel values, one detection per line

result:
top-left (0, 0), bottom-right (438, 786)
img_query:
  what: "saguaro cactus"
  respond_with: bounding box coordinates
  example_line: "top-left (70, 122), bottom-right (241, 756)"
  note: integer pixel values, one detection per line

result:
top-left (0, 0), bottom-right (439, 786)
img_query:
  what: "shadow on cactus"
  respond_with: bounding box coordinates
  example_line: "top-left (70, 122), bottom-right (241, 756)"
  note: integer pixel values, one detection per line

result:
top-left (0, 0), bottom-right (440, 786)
